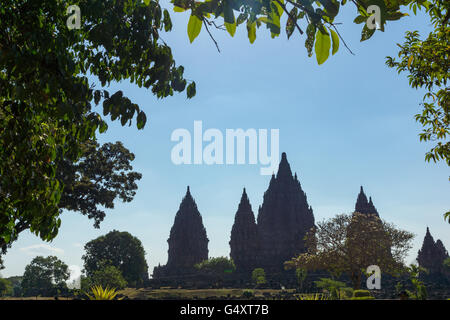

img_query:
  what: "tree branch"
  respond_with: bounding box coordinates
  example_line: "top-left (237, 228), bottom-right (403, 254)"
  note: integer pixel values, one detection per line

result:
top-left (328, 22), bottom-right (355, 56)
top-left (275, 0), bottom-right (304, 35)
top-left (203, 19), bottom-right (221, 53)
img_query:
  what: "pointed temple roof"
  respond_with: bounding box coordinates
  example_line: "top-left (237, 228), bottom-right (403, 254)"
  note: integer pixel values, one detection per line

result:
top-left (276, 152), bottom-right (293, 180)
top-left (355, 186), bottom-right (379, 216)
top-left (417, 227), bottom-right (449, 275)
top-left (230, 188), bottom-right (259, 271)
top-left (166, 186), bottom-right (209, 271)
top-left (257, 152), bottom-right (315, 270)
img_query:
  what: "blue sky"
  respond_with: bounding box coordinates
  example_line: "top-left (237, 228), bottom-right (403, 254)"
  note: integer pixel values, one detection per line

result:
top-left (1, 4), bottom-right (449, 279)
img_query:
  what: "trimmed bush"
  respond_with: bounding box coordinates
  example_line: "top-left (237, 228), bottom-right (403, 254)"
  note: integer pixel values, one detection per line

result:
top-left (350, 296), bottom-right (375, 300)
top-left (340, 287), bottom-right (354, 299)
top-left (353, 289), bottom-right (372, 298)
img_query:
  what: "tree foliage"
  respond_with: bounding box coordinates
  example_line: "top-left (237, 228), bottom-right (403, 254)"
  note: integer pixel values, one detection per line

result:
top-left (405, 264), bottom-right (428, 299)
top-left (0, 277), bottom-right (13, 297)
top-left (295, 267), bottom-right (308, 290)
top-left (0, 139), bottom-right (142, 268)
top-left (285, 212), bottom-right (414, 289)
top-left (57, 140), bottom-right (142, 228)
top-left (251, 267), bottom-right (267, 287)
top-left (21, 255), bottom-right (69, 297)
top-left (195, 256), bottom-right (236, 287)
top-left (171, 0), bottom-right (415, 64)
top-left (83, 263), bottom-right (128, 290)
top-left (0, 0), bottom-right (192, 262)
top-left (195, 256), bottom-right (236, 275)
top-left (444, 257), bottom-right (450, 272)
top-left (385, 0), bottom-right (449, 222)
top-left (82, 230), bottom-right (148, 287)
top-left (314, 277), bottom-right (346, 299)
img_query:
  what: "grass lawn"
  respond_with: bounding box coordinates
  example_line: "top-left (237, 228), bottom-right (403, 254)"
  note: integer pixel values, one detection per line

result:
top-left (118, 287), bottom-right (296, 300)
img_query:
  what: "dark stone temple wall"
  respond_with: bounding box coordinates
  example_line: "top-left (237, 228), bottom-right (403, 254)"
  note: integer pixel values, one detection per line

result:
top-left (231, 152), bottom-right (315, 272)
top-left (153, 187), bottom-right (209, 279)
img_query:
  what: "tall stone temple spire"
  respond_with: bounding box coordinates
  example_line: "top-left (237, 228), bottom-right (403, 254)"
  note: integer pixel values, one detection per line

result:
top-left (417, 227), bottom-right (449, 275)
top-left (165, 186), bottom-right (209, 273)
top-left (355, 186), bottom-right (379, 216)
top-left (256, 152), bottom-right (315, 271)
top-left (230, 188), bottom-right (259, 272)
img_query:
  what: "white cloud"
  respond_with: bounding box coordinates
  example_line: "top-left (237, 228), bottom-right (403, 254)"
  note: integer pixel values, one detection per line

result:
top-left (19, 244), bottom-right (64, 256)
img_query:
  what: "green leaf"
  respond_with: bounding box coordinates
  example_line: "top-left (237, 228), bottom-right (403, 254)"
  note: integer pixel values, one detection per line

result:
top-left (353, 15), bottom-right (366, 24)
top-left (330, 29), bottom-right (339, 55)
top-left (386, 12), bottom-right (409, 21)
top-left (223, 2), bottom-right (236, 36)
top-left (315, 28), bottom-right (331, 65)
top-left (187, 14), bottom-right (202, 43)
top-left (360, 24), bottom-right (375, 41)
top-left (257, 17), bottom-right (271, 24)
top-left (187, 82), bottom-right (196, 99)
top-left (407, 55), bottom-right (414, 68)
top-left (136, 111), bottom-right (147, 130)
top-left (319, 0), bottom-right (340, 18)
top-left (94, 90), bottom-right (101, 105)
top-left (173, 6), bottom-right (186, 12)
top-left (144, 0), bottom-right (150, 5)
top-left (225, 22), bottom-right (236, 37)
top-left (286, 7), bottom-right (298, 39)
top-left (247, 21), bottom-right (256, 44)
top-left (99, 121), bottom-right (108, 134)
top-left (163, 9), bottom-right (173, 32)
top-left (236, 13), bottom-right (247, 26)
top-left (305, 24), bottom-right (316, 57)
top-left (223, 2), bottom-right (235, 24)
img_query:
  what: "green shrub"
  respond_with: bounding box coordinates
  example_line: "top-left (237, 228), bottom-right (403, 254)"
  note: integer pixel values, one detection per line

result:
top-left (296, 293), bottom-right (330, 300)
top-left (0, 278), bottom-right (13, 297)
top-left (314, 278), bottom-right (346, 299)
top-left (340, 287), bottom-right (354, 299)
top-left (242, 290), bottom-right (254, 299)
top-left (350, 296), bottom-right (375, 300)
top-left (353, 289), bottom-right (371, 298)
top-left (251, 268), bottom-right (267, 287)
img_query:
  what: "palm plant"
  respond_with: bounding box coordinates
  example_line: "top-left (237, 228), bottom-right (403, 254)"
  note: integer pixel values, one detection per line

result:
top-left (85, 285), bottom-right (123, 300)
top-left (296, 293), bottom-right (330, 300)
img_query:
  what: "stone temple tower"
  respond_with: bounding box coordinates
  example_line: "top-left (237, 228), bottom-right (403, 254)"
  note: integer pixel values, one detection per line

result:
top-left (165, 186), bottom-right (209, 274)
top-left (355, 186), bottom-right (379, 216)
top-left (256, 152), bottom-right (315, 271)
top-left (229, 188), bottom-right (259, 272)
top-left (417, 227), bottom-right (449, 275)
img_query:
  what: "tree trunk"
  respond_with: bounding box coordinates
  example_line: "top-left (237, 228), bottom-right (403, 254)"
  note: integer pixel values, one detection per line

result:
top-left (351, 271), bottom-right (361, 290)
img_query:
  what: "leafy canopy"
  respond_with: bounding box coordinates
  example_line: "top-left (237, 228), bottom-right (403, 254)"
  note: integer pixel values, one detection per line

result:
top-left (1, 0), bottom-right (187, 264)
top-left (82, 230), bottom-right (148, 287)
top-left (57, 140), bottom-right (142, 228)
top-left (0, 139), bottom-right (142, 268)
top-left (385, 0), bottom-right (449, 222)
top-left (0, 277), bottom-right (13, 297)
top-left (84, 263), bottom-right (128, 290)
top-left (172, 0), bottom-right (416, 64)
top-left (285, 212), bottom-right (414, 289)
top-left (21, 255), bottom-right (70, 297)
top-left (195, 256), bottom-right (236, 275)
top-left (251, 267), bottom-right (267, 286)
